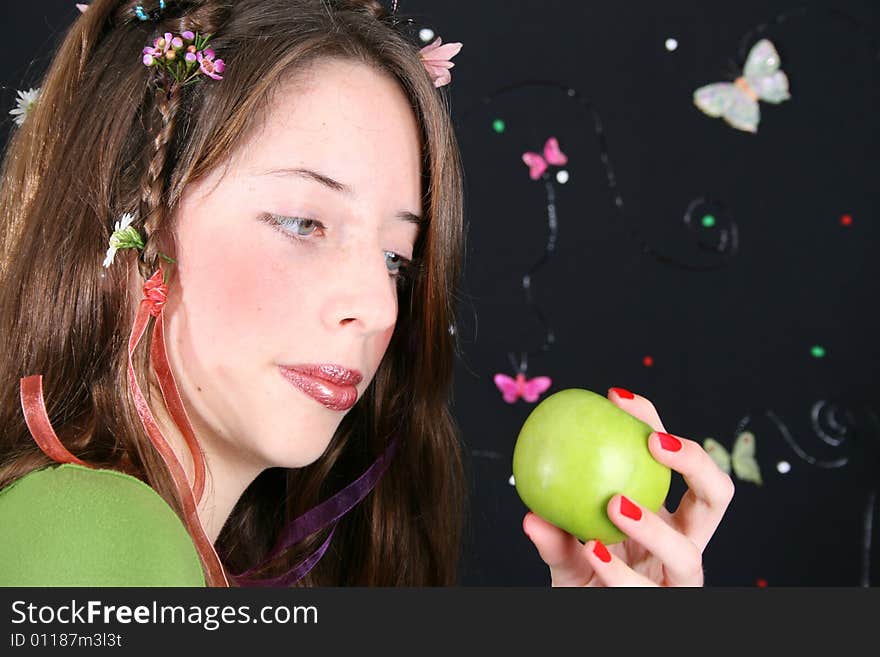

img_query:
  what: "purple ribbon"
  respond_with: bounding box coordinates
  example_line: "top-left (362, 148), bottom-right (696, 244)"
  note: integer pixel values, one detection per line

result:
top-left (232, 437), bottom-right (399, 586)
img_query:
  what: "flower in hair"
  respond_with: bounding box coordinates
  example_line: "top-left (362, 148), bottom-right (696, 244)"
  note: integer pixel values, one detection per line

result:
top-left (143, 31), bottom-right (225, 85)
top-left (197, 49), bottom-right (225, 80)
top-left (9, 88), bottom-right (41, 127)
top-left (76, 3), bottom-right (89, 12)
top-left (103, 212), bottom-right (144, 268)
top-left (419, 37), bottom-right (462, 88)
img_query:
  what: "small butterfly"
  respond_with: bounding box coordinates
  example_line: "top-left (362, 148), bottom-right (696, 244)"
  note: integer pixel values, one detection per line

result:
top-left (703, 431), bottom-right (763, 485)
top-left (493, 372), bottom-right (552, 404)
top-left (693, 39), bottom-right (791, 133)
top-left (521, 137), bottom-right (568, 180)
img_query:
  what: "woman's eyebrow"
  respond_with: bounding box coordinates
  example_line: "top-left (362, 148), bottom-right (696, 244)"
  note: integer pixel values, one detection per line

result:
top-left (255, 166), bottom-right (423, 226)
top-left (259, 166), bottom-right (351, 194)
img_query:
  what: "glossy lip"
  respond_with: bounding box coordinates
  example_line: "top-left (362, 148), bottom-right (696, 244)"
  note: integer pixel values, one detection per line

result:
top-left (278, 364), bottom-right (362, 412)
top-left (283, 363), bottom-right (363, 386)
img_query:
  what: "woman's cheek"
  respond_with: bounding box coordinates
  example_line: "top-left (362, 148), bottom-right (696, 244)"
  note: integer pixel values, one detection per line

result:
top-left (206, 230), bottom-right (311, 341)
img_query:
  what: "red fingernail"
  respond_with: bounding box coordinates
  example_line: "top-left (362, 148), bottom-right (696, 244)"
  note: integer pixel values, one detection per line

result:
top-left (657, 432), bottom-right (682, 452)
top-left (610, 387), bottom-right (634, 399)
top-left (619, 495), bottom-right (642, 521)
top-left (593, 539), bottom-right (612, 563)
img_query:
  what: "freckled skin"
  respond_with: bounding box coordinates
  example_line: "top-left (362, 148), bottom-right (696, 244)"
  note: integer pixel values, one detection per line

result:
top-left (154, 56), bottom-right (423, 509)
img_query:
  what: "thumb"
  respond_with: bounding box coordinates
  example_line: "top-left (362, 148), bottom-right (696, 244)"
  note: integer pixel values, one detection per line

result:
top-left (523, 511), bottom-right (594, 587)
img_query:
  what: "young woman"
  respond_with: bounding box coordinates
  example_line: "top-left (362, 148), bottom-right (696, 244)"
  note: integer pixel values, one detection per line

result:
top-left (0, 0), bottom-right (733, 587)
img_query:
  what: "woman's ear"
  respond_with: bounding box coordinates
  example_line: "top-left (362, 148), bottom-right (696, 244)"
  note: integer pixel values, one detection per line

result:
top-left (152, 219), bottom-right (180, 269)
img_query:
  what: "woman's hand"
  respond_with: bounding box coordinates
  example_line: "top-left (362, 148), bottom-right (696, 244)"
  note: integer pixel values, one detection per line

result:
top-left (522, 387), bottom-right (735, 587)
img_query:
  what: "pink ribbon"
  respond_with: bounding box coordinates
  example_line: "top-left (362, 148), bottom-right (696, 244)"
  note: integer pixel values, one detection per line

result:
top-left (125, 267), bottom-right (228, 586)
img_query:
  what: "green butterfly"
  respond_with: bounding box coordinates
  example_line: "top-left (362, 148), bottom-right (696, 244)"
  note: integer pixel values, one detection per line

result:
top-left (703, 432), bottom-right (762, 486)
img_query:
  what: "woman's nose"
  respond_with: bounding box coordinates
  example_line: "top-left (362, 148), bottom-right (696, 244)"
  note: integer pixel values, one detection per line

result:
top-left (320, 246), bottom-right (398, 334)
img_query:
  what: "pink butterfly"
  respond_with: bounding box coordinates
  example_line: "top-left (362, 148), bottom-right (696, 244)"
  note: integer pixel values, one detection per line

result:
top-left (493, 372), bottom-right (553, 404)
top-left (521, 137), bottom-right (568, 180)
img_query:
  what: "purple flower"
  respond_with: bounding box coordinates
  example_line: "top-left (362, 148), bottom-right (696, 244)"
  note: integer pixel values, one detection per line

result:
top-left (182, 31), bottom-right (195, 42)
top-left (171, 36), bottom-right (184, 50)
top-left (197, 49), bottom-right (225, 80)
top-left (185, 51), bottom-right (197, 63)
top-left (143, 54), bottom-right (155, 67)
top-left (145, 32), bottom-right (173, 62)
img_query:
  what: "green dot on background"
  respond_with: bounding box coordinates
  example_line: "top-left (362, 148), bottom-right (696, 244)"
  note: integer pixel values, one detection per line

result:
top-left (701, 214), bottom-right (716, 228)
top-left (811, 345), bottom-right (826, 358)
top-left (492, 119), bottom-right (506, 133)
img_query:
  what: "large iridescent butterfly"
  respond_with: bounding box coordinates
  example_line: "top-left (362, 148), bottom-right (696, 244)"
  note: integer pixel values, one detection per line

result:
top-left (493, 372), bottom-right (553, 404)
top-left (521, 137), bottom-right (568, 180)
top-left (693, 39), bottom-right (791, 133)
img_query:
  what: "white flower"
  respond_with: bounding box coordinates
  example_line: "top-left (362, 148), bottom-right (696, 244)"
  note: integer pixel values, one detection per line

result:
top-left (76, 3), bottom-right (89, 13)
top-left (102, 245), bottom-right (116, 269)
top-left (103, 212), bottom-right (142, 268)
top-left (9, 88), bottom-right (41, 127)
top-left (114, 212), bottom-right (136, 234)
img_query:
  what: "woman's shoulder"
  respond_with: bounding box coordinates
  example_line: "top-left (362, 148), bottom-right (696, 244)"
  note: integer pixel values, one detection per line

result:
top-left (0, 463), bottom-right (205, 586)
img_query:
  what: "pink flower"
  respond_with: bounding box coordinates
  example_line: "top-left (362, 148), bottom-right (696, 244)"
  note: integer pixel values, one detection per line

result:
top-left (197, 49), bottom-right (225, 80)
top-left (419, 37), bottom-right (462, 88)
top-left (143, 33), bottom-right (172, 64)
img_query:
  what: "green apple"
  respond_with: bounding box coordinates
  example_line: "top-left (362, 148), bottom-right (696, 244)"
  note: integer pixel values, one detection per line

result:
top-left (512, 388), bottom-right (671, 544)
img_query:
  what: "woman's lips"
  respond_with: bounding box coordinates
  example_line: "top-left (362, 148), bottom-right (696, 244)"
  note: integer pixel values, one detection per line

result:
top-left (278, 367), bottom-right (359, 411)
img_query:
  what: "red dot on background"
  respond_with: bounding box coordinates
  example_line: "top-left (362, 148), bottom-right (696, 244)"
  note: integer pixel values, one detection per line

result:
top-left (756, 578), bottom-right (768, 588)
top-left (642, 356), bottom-right (654, 367)
top-left (840, 214), bottom-right (853, 226)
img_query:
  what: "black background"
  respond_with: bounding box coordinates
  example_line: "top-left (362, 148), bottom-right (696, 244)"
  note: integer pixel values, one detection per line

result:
top-left (2, 1), bottom-right (878, 586)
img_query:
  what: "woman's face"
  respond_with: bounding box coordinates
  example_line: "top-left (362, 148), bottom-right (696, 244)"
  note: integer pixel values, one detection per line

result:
top-left (162, 58), bottom-right (422, 472)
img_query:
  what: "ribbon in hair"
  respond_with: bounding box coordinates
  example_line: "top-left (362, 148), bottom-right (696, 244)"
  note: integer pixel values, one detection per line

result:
top-left (126, 266), bottom-right (228, 586)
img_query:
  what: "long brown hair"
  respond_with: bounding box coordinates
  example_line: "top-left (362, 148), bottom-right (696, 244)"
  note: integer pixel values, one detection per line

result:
top-left (0, 0), bottom-right (467, 585)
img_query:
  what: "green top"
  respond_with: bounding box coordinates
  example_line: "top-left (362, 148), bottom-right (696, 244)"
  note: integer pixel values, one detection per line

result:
top-left (0, 463), bottom-right (205, 586)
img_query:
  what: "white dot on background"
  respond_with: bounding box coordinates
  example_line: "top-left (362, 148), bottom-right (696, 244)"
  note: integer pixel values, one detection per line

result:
top-left (556, 170), bottom-right (570, 184)
top-left (508, 474), bottom-right (515, 486)
top-left (419, 28), bottom-right (436, 43)
top-left (777, 461), bottom-right (791, 474)
top-left (665, 38), bottom-right (679, 52)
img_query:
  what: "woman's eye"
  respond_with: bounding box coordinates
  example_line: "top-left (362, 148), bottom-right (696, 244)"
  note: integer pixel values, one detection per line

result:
top-left (385, 251), bottom-right (404, 274)
top-left (272, 215), bottom-right (320, 237)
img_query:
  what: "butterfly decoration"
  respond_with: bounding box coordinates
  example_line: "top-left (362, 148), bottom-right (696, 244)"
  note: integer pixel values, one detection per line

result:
top-left (693, 39), bottom-right (791, 133)
top-left (522, 137), bottom-right (568, 180)
top-left (493, 372), bottom-right (553, 404)
top-left (703, 431), bottom-right (763, 485)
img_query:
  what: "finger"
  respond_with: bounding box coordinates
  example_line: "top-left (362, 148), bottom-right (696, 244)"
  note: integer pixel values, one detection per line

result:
top-left (607, 387), bottom-right (667, 434)
top-left (647, 431), bottom-right (736, 553)
top-left (584, 539), bottom-right (658, 587)
top-left (606, 494), bottom-right (704, 586)
top-left (523, 512), bottom-right (594, 587)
